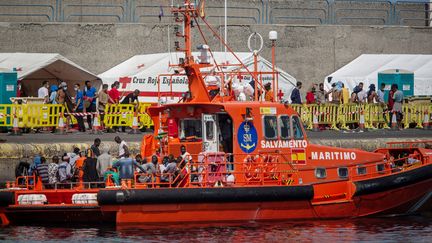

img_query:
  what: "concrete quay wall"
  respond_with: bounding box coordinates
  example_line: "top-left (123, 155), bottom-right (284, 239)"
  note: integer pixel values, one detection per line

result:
top-left (0, 137), bottom-right (428, 182)
top-left (0, 22), bottom-right (431, 91)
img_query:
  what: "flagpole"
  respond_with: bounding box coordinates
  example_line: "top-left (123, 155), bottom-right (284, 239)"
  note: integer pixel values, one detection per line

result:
top-left (224, 0), bottom-right (227, 63)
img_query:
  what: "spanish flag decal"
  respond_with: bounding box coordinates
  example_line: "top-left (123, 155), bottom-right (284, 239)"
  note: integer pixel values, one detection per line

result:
top-left (291, 148), bottom-right (306, 165)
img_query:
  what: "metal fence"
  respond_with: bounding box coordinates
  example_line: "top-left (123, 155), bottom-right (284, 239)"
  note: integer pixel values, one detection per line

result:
top-left (0, 0), bottom-right (430, 26)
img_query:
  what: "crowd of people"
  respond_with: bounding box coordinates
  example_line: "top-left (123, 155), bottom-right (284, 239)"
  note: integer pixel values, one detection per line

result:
top-left (289, 80), bottom-right (403, 109)
top-left (286, 80), bottom-right (405, 126)
top-left (37, 80), bottom-right (141, 133)
top-left (15, 138), bottom-right (206, 189)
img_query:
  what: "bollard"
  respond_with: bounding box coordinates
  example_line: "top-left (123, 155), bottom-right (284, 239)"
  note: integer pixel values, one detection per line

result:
top-left (129, 112), bottom-right (142, 134)
top-left (56, 114), bottom-right (67, 135)
top-left (423, 110), bottom-right (430, 130)
top-left (358, 110), bottom-right (366, 132)
top-left (92, 113), bottom-right (103, 135)
top-left (312, 113), bottom-right (320, 132)
top-left (391, 111), bottom-right (398, 130)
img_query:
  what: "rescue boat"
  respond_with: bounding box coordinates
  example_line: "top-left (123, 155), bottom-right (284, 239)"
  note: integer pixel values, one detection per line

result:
top-left (1, 0), bottom-right (432, 226)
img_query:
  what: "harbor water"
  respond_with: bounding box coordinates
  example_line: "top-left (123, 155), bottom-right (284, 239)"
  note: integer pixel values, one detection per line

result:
top-left (1, 216), bottom-right (431, 242)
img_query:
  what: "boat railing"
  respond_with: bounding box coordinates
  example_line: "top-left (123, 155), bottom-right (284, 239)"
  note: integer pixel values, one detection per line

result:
top-left (7, 175), bottom-right (36, 190)
top-left (386, 140), bottom-right (432, 149)
top-left (7, 175), bottom-right (105, 191)
top-left (348, 152), bottom-right (424, 181)
top-left (132, 156), bottom-right (297, 189)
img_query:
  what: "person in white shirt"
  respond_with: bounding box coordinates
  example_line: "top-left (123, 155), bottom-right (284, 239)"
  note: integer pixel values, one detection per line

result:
top-left (38, 81), bottom-right (50, 103)
top-left (357, 89), bottom-right (368, 103)
top-left (377, 83), bottom-right (386, 104)
top-left (115, 136), bottom-right (129, 159)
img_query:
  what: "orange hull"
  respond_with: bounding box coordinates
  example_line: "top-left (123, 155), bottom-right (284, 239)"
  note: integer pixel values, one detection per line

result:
top-left (97, 178), bottom-right (432, 225)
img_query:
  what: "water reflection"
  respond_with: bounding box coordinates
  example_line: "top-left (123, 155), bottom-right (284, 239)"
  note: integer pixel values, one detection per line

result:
top-left (1, 216), bottom-right (432, 242)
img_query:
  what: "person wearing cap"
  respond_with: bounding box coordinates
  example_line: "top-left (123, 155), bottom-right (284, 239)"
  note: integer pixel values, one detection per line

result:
top-left (264, 83), bottom-right (274, 102)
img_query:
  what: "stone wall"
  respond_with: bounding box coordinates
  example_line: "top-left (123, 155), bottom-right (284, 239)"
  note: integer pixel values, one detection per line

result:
top-left (0, 22), bottom-right (431, 92)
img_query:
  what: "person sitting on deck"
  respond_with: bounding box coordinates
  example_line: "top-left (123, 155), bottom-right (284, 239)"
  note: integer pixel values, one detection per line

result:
top-left (113, 157), bottom-right (146, 188)
top-left (158, 155), bottom-right (169, 175)
top-left (142, 155), bottom-right (158, 184)
top-left (36, 157), bottom-right (50, 188)
top-left (161, 155), bottom-right (179, 183)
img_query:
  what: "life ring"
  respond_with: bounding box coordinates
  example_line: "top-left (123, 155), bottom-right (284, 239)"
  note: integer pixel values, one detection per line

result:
top-left (262, 155), bottom-right (277, 179)
top-left (243, 155), bottom-right (261, 181)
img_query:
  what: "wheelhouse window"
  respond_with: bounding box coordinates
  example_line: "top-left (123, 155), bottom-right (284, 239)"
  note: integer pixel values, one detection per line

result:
top-left (263, 115), bottom-right (277, 139)
top-left (180, 119), bottom-right (202, 139)
top-left (292, 116), bottom-right (304, 139)
top-left (338, 167), bottom-right (349, 178)
top-left (205, 120), bottom-right (214, 140)
top-left (315, 168), bottom-right (327, 179)
top-left (376, 163), bottom-right (385, 173)
top-left (357, 165), bottom-right (367, 175)
top-left (279, 115), bottom-right (291, 139)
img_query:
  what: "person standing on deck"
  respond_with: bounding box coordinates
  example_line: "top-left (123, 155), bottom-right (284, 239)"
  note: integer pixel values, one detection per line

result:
top-left (97, 145), bottom-right (113, 180)
top-left (115, 136), bottom-right (129, 159)
top-left (36, 157), bottom-right (49, 187)
top-left (48, 156), bottom-right (59, 186)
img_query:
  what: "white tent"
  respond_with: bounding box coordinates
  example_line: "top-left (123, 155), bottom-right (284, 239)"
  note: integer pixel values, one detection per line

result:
top-left (0, 53), bottom-right (100, 97)
top-left (99, 52), bottom-right (297, 102)
top-left (324, 54), bottom-right (432, 96)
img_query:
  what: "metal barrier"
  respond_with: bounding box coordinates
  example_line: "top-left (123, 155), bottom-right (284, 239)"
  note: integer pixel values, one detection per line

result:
top-left (0, 0), bottom-right (429, 26)
top-left (103, 104), bottom-right (134, 129)
top-left (26, 104), bottom-right (65, 129)
top-left (0, 103), bottom-right (429, 131)
top-left (0, 103), bottom-right (154, 131)
top-left (291, 102), bottom-right (431, 131)
top-left (138, 103), bottom-right (154, 129)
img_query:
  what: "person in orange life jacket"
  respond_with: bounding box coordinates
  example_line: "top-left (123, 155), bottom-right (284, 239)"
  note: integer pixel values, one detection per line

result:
top-left (84, 80), bottom-right (97, 130)
top-left (264, 82), bottom-right (274, 102)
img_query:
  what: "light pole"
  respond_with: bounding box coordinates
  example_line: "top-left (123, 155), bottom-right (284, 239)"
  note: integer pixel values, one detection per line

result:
top-left (269, 31), bottom-right (277, 102)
